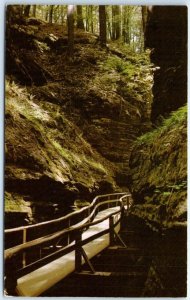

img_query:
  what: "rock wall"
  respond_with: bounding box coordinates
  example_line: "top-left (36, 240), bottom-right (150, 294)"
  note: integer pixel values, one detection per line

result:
top-left (129, 106), bottom-right (187, 296)
top-left (128, 7), bottom-right (187, 295)
top-left (5, 19), bottom-right (152, 223)
top-left (5, 80), bottom-right (117, 223)
top-left (145, 6), bottom-right (187, 122)
top-left (129, 106), bottom-right (187, 229)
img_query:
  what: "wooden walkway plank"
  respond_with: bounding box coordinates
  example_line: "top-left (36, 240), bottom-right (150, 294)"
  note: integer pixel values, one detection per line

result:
top-left (16, 207), bottom-right (121, 296)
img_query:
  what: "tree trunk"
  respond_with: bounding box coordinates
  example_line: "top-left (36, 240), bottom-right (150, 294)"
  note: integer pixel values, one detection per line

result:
top-left (141, 6), bottom-right (148, 49)
top-left (67, 5), bottom-right (75, 58)
top-left (45, 5), bottom-right (49, 22)
top-left (49, 5), bottom-right (54, 24)
top-left (85, 6), bottom-right (89, 31)
top-left (61, 6), bottom-right (66, 25)
top-left (77, 5), bottom-right (84, 29)
top-left (107, 10), bottom-right (112, 40)
top-left (142, 6), bottom-right (148, 34)
top-left (112, 6), bottom-right (116, 40)
top-left (90, 6), bottom-right (94, 33)
top-left (32, 5), bottom-right (37, 18)
top-left (115, 5), bottom-right (121, 40)
top-left (24, 5), bottom-right (30, 17)
top-left (123, 6), bottom-right (130, 44)
top-left (7, 5), bottom-right (23, 24)
top-left (99, 5), bottom-right (106, 46)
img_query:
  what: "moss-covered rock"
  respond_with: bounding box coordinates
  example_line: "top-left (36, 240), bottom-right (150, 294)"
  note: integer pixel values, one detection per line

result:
top-left (129, 105), bottom-right (187, 230)
top-left (5, 21), bottom-right (153, 223)
top-left (5, 80), bottom-right (117, 218)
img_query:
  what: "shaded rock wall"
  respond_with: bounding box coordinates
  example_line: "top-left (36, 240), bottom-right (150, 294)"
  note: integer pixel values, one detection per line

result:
top-left (142, 226), bottom-right (186, 297)
top-left (145, 6), bottom-right (187, 121)
top-left (129, 106), bottom-right (187, 296)
top-left (129, 106), bottom-right (187, 229)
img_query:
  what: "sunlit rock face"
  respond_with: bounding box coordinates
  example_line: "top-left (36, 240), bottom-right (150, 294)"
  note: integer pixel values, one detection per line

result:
top-left (5, 20), bottom-right (153, 221)
top-left (145, 6), bottom-right (187, 122)
top-left (5, 80), bottom-right (117, 224)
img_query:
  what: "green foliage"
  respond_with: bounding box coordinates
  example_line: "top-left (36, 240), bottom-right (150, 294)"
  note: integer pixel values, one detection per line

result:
top-left (137, 105), bottom-right (187, 144)
top-left (6, 80), bottom-right (50, 122)
top-left (162, 105), bottom-right (187, 130)
top-left (5, 79), bottom-right (113, 189)
top-left (103, 55), bottom-right (146, 77)
top-left (51, 139), bottom-right (107, 174)
top-left (5, 191), bottom-right (31, 212)
top-left (96, 47), bottom-right (153, 110)
top-left (103, 56), bottom-right (127, 74)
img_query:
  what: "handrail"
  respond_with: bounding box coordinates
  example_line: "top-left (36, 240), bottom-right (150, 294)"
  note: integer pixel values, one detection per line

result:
top-left (5, 200), bottom-right (123, 260)
top-left (4, 192), bottom-right (133, 295)
top-left (5, 192), bottom-right (131, 250)
top-left (15, 206), bottom-right (122, 280)
top-left (5, 192), bottom-right (128, 232)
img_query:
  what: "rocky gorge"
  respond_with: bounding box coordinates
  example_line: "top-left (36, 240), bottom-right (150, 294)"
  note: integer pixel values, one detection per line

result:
top-left (5, 5), bottom-right (187, 297)
top-left (5, 18), bottom-right (153, 225)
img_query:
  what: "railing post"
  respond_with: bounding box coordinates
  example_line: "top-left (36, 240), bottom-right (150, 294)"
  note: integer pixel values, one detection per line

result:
top-left (67, 232), bottom-right (70, 245)
top-left (127, 196), bottom-right (130, 209)
top-left (5, 256), bottom-right (17, 296)
top-left (22, 228), bottom-right (27, 267)
top-left (75, 230), bottom-right (82, 272)
top-left (121, 203), bottom-right (125, 218)
top-left (108, 196), bottom-right (110, 209)
top-left (109, 215), bottom-right (115, 246)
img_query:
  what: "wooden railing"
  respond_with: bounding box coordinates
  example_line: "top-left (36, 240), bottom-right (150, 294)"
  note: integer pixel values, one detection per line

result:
top-left (5, 192), bottom-right (132, 250)
top-left (4, 192), bottom-right (132, 295)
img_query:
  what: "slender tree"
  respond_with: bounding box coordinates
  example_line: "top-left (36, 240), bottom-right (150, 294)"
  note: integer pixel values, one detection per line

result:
top-left (49, 5), bottom-right (54, 23)
top-left (61, 6), bottom-right (65, 25)
top-left (115, 5), bottom-right (121, 40)
top-left (67, 5), bottom-right (75, 57)
top-left (141, 5), bottom-right (148, 49)
top-left (32, 5), bottom-right (37, 18)
top-left (77, 5), bottom-right (84, 29)
top-left (112, 6), bottom-right (116, 40)
top-left (141, 6), bottom-right (148, 34)
top-left (45, 5), bottom-right (49, 22)
top-left (99, 5), bottom-right (107, 46)
top-left (90, 6), bottom-right (94, 33)
top-left (106, 7), bottom-right (112, 40)
top-left (24, 5), bottom-right (30, 17)
top-left (122, 6), bottom-right (130, 44)
top-left (85, 6), bottom-right (89, 31)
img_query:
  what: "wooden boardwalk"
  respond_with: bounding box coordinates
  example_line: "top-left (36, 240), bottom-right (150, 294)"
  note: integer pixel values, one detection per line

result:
top-left (16, 207), bottom-right (120, 296)
top-left (4, 192), bottom-right (132, 296)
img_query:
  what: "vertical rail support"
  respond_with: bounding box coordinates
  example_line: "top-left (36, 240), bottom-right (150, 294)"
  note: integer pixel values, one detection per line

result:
top-left (127, 196), bottom-right (129, 209)
top-left (121, 201), bottom-right (125, 217)
top-left (67, 219), bottom-right (71, 245)
top-left (75, 230), bottom-right (82, 272)
top-left (109, 215), bottom-right (115, 246)
top-left (108, 195), bottom-right (110, 209)
top-left (81, 248), bottom-right (95, 274)
top-left (22, 228), bottom-right (27, 267)
top-left (5, 256), bottom-right (17, 296)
